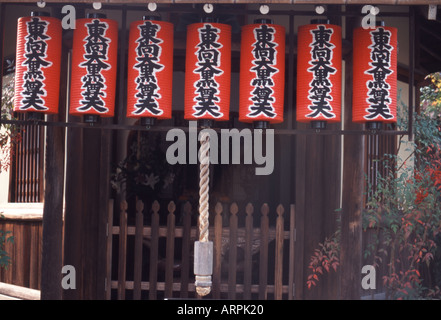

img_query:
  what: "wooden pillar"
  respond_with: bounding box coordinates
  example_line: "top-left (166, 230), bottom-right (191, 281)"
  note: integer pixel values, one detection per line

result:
top-left (340, 9), bottom-right (365, 300)
top-left (63, 123), bottom-right (83, 300)
top-left (41, 119), bottom-right (65, 300)
top-left (40, 10), bottom-right (68, 299)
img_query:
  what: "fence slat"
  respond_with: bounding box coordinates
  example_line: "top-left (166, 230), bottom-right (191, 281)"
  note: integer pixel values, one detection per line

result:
top-left (228, 203), bottom-right (238, 299)
top-left (288, 204), bottom-right (296, 300)
top-left (29, 222), bottom-right (40, 289)
top-left (106, 199), bottom-right (114, 300)
top-left (165, 201), bottom-right (176, 298)
top-left (149, 201), bottom-right (160, 300)
top-left (133, 200), bottom-right (144, 300)
top-left (259, 204), bottom-right (269, 299)
top-left (180, 202), bottom-right (192, 298)
top-left (117, 201), bottom-right (128, 300)
top-left (244, 203), bottom-right (253, 299)
top-left (213, 202), bottom-right (223, 299)
top-left (275, 204), bottom-right (284, 300)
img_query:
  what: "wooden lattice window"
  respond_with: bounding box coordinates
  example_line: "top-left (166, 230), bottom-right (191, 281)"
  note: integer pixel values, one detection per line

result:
top-left (8, 113), bottom-right (45, 202)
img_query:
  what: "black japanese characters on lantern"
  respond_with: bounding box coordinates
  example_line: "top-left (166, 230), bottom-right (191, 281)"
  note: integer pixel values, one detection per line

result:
top-left (193, 23), bottom-right (224, 119)
top-left (70, 13), bottom-right (118, 123)
top-left (127, 16), bottom-right (173, 127)
top-left (239, 19), bottom-right (285, 127)
top-left (78, 19), bottom-right (111, 114)
top-left (132, 20), bottom-right (164, 116)
top-left (365, 27), bottom-right (394, 121)
top-left (21, 17), bottom-right (52, 112)
top-left (296, 20), bottom-right (342, 129)
top-left (306, 25), bottom-right (337, 119)
top-left (353, 22), bottom-right (397, 129)
top-left (15, 12), bottom-right (62, 117)
top-left (248, 24), bottom-right (278, 119)
top-left (185, 20), bottom-right (231, 123)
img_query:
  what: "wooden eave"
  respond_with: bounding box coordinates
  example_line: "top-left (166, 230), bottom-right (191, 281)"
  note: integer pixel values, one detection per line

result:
top-left (2, 0), bottom-right (441, 4)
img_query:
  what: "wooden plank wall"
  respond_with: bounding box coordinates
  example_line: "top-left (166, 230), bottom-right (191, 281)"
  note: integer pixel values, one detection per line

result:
top-left (0, 216), bottom-right (42, 290)
top-left (107, 200), bottom-right (296, 300)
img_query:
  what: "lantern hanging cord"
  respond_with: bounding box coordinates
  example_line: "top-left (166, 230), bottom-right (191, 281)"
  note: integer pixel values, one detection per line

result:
top-left (195, 129), bottom-right (212, 297)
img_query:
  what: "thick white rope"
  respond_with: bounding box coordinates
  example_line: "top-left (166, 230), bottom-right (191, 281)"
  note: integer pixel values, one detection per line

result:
top-left (196, 130), bottom-right (211, 297)
top-left (198, 131), bottom-right (210, 243)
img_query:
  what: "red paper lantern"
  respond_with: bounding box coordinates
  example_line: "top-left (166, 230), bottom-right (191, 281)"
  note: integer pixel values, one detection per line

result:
top-left (352, 23), bottom-right (397, 129)
top-left (127, 16), bottom-right (174, 127)
top-left (69, 14), bottom-right (118, 123)
top-left (184, 21), bottom-right (231, 122)
top-left (14, 12), bottom-right (62, 116)
top-left (296, 20), bottom-right (341, 129)
top-left (239, 19), bottom-right (285, 127)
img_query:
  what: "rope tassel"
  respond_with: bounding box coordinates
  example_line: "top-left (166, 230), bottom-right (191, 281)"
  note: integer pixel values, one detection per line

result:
top-left (195, 130), bottom-right (213, 297)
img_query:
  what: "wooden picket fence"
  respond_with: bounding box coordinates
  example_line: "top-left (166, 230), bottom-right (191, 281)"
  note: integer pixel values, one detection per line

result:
top-left (106, 199), bottom-right (295, 300)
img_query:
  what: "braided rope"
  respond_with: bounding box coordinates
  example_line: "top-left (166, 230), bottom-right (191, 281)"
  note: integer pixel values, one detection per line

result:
top-left (196, 130), bottom-right (211, 296)
top-left (198, 131), bottom-right (210, 243)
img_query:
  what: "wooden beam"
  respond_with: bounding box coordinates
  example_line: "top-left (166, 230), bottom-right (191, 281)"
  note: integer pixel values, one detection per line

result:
top-left (0, 282), bottom-right (40, 300)
top-left (40, 117), bottom-right (65, 300)
top-left (340, 10), bottom-right (365, 300)
top-left (63, 122), bottom-right (84, 300)
top-left (0, 0), bottom-right (440, 4)
top-left (40, 11), bottom-right (68, 298)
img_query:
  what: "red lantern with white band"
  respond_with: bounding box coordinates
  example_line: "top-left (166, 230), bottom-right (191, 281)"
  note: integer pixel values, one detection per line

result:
top-left (69, 13), bottom-right (118, 123)
top-left (239, 19), bottom-right (285, 128)
top-left (352, 22), bottom-right (397, 130)
top-left (14, 12), bottom-right (62, 117)
top-left (127, 16), bottom-right (174, 127)
top-left (184, 20), bottom-right (231, 125)
top-left (296, 20), bottom-right (342, 130)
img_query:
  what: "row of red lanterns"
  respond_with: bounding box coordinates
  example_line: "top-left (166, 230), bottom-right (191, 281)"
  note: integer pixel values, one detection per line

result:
top-left (14, 12), bottom-right (398, 129)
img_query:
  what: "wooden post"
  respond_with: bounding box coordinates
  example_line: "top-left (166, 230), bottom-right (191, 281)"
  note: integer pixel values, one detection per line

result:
top-left (41, 117), bottom-right (65, 300)
top-left (40, 16), bottom-right (67, 299)
top-left (274, 204), bottom-right (284, 300)
top-left (165, 201), bottom-right (176, 298)
top-left (228, 203), bottom-right (238, 299)
top-left (244, 203), bottom-right (253, 299)
top-left (63, 121), bottom-right (83, 300)
top-left (117, 201), bottom-right (128, 300)
top-left (180, 202), bottom-right (192, 298)
top-left (149, 201), bottom-right (160, 300)
top-left (258, 204), bottom-right (269, 299)
top-left (213, 202), bottom-right (223, 299)
top-left (105, 199), bottom-right (114, 300)
top-left (288, 204), bottom-right (296, 300)
top-left (133, 200), bottom-right (144, 300)
top-left (340, 9), bottom-right (365, 300)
